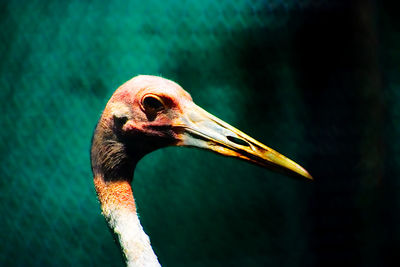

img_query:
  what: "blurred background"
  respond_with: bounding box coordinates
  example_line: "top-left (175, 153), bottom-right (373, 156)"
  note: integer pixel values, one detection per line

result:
top-left (1, 0), bottom-right (398, 266)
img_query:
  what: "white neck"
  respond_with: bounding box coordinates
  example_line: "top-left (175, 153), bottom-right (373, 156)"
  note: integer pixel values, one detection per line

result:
top-left (93, 175), bottom-right (161, 267)
top-left (103, 205), bottom-right (161, 267)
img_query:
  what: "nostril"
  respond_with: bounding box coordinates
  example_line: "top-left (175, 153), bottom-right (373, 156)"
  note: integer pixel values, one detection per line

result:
top-left (227, 136), bottom-right (250, 147)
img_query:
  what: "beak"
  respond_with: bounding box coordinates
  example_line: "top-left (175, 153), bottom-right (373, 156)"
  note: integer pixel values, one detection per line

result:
top-left (174, 103), bottom-right (312, 180)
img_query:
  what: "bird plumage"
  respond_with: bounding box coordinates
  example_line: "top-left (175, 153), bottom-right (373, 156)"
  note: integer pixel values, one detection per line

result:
top-left (91, 75), bottom-right (311, 266)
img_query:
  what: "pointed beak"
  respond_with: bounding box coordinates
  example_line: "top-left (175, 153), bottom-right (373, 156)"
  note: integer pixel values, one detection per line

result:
top-left (174, 103), bottom-right (312, 180)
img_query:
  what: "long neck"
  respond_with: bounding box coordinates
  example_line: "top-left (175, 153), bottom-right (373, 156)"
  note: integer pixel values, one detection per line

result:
top-left (94, 174), bottom-right (161, 267)
top-left (91, 124), bottom-right (161, 267)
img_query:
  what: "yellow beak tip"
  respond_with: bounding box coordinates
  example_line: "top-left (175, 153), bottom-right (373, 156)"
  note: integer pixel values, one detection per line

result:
top-left (303, 172), bottom-right (313, 180)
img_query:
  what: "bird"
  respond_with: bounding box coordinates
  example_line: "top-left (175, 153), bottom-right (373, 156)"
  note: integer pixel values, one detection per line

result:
top-left (90, 75), bottom-right (312, 267)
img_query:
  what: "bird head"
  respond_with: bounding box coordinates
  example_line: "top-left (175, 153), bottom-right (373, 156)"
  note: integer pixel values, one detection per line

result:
top-left (91, 75), bottom-right (312, 181)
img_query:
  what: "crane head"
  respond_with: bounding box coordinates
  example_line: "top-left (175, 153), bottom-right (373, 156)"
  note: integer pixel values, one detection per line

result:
top-left (92, 75), bottom-right (312, 180)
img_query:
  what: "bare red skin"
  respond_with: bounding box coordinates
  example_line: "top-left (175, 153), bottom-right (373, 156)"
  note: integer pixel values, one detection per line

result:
top-left (91, 75), bottom-right (193, 215)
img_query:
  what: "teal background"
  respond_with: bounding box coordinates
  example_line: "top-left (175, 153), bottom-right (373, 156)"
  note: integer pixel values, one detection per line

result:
top-left (1, 1), bottom-right (398, 266)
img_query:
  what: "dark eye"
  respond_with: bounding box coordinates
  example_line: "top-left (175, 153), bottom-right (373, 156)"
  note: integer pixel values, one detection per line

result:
top-left (142, 95), bottom-right (165, 112)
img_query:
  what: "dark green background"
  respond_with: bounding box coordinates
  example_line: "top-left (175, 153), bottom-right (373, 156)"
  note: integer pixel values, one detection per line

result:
top-left (1, 0), bottom-right (398, 266)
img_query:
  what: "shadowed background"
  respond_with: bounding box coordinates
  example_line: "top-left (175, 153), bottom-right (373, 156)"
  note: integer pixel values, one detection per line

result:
top-left (1, 0), bottom-right (398, 266)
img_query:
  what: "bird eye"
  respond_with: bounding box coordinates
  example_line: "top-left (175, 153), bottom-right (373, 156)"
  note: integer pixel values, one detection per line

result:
top-left (142, 95), bottom-right (165, 112)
